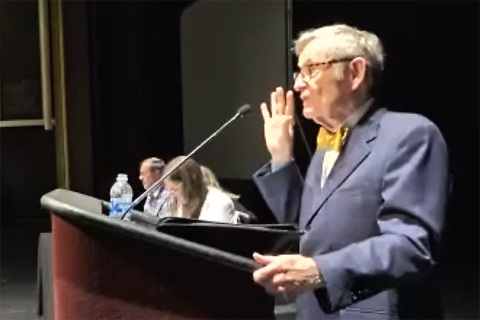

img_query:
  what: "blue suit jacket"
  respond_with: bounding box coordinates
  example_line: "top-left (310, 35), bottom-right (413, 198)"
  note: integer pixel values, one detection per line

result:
top-left (253, 107), bottom-right (449, 319)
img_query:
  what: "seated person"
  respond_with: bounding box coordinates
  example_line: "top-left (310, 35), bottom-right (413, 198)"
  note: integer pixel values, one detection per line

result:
top-left (139, 157), bottom-right (171, 218)
top-left (163, 156), bottom-right (238, 224)
top-left (200, 165), bottom-right (258, 223)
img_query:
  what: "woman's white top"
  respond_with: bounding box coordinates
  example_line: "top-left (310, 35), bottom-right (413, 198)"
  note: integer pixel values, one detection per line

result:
top-left (176, 187), bottom-right (238, 224)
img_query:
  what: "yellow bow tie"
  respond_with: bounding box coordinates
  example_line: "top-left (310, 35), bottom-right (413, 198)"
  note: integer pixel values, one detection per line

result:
top-left (316, 126), bottom-right (350, 152)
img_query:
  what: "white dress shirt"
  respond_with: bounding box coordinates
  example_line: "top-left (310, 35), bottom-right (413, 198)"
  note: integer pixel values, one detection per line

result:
top-left (144, 186), bottom-right (171, 217)
top-left (320, 99), bottom-right (373, 188)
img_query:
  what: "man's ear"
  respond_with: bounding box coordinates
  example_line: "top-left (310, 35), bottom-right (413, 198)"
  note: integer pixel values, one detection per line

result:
top-left (348, 57), bottom-right (367, 91)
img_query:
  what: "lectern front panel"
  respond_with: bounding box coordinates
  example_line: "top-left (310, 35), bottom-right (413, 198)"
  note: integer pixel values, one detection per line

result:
top-left (51, 214), bottom-right (275, 319)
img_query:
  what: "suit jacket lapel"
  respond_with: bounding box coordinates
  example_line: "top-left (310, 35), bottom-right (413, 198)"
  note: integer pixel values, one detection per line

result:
top-left (305, 108), bottom-right (387, 227)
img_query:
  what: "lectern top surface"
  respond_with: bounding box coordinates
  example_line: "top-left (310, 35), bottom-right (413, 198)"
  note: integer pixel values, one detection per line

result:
top-left (41, 189), bottom-right (301, 273)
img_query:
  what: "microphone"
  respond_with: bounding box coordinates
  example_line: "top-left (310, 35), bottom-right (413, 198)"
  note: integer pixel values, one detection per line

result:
top-left (121, 104), bottom-right (252, 220)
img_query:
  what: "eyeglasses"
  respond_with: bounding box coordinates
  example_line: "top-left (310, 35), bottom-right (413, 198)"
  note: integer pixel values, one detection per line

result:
top-left (293, 57), bottom-right (354, 82)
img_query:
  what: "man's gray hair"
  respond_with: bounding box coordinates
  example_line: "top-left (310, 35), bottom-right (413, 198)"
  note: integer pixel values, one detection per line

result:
top-left (142, 157), bottom-right (165, 172)
top-left (294, 24), bottom-right (385, 95)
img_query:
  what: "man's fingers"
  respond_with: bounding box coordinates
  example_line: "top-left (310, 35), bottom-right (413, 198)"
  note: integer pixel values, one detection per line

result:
top-left (285, 90), bottom-right (295, 117)
top-left (289, 122), bottom-right (295, 137)
top-left (267, 115), bottom-right (293, 128)
top-left (270, 91), bottom-right (278, 115)
top-left (253, 268), bottom-right (273, 284)
top-left (253, 261), bottom-right (284, 284)
top-left (260, 103), bottom-right (271, 121)
top-left (276, 87), bottom-right (286, 115)
top-left (272, 272), bottom-right (289, 287)
top-left (253, 252), bottom-right (276, 265)
top-left (274, 116), bottom-right (294, 132)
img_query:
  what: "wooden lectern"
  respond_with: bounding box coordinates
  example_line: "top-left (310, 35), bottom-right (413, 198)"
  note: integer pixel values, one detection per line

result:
top-left (41, 189), bottom-right (301, 320)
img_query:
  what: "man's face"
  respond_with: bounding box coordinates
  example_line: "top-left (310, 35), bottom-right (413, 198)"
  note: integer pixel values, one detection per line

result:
top-left (293, 40), bottom-right (354, 128)
top-left (139, 163), bottom-right (160, 189)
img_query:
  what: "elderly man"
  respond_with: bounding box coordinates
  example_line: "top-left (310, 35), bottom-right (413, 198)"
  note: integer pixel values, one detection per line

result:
top-left (139, 157), bottom-right (171, 218)
top-left (252, 24), bottom-right (449, 319)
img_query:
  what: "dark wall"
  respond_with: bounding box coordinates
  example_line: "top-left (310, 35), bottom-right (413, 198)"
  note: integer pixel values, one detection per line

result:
top-left (87, 1), bottom-right (193, 199)
top-left (0, 128), bottom-right (57, 223)
top-left (63, 0), bottom-right (94, 195)
top-left (289, 1), bottom-right (479, 269)
top-left (0, 1), bottom-right (57, 223)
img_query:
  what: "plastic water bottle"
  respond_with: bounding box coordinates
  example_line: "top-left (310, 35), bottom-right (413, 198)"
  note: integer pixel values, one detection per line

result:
top-left (109, 174), bottom-right (133, 219)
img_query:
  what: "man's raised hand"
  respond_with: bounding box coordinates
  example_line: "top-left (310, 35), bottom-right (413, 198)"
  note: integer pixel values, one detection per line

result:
top-left (260, 87), bottom-right (295, 163)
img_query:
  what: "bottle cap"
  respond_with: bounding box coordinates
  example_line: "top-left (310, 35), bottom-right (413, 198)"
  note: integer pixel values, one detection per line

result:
top-left (117, 173), bottom-right (128, 181)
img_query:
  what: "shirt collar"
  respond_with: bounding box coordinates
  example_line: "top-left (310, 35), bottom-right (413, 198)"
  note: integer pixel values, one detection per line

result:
top-left (149, 184), bottom-right (163, 198)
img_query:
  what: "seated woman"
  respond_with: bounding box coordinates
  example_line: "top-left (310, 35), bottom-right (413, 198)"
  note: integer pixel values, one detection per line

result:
top-left (163, 156), bottom-right (238, 224)
top-left (200, 165), bottom-right (258, 224)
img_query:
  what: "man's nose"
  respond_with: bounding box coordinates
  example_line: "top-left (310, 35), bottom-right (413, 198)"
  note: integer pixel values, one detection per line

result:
top-left (293, 76), bottom-right (306, 92)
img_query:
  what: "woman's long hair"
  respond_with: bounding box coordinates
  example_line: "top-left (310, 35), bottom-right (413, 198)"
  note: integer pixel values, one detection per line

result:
top-left (200, 165), bottom-right (240, 200)
top-left (164, 156), bottom-right (208, 219)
